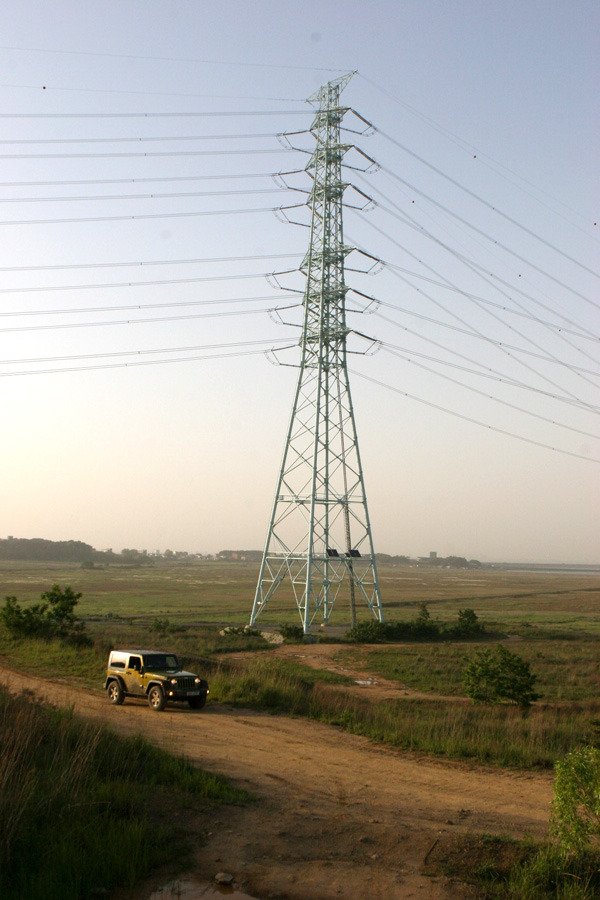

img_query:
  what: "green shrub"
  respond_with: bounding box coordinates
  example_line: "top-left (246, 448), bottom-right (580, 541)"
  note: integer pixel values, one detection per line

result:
top-left (551, 746), bottom-right (600, 855)
top-left (346, 606), bottom-right (485, 643)
top-left (463, 644), bottom-right (540, 709)
top-left (0, 585), bottom-right (91, 645)
top-left (451, 608), bottom-right (484, 638)
top-left (278, 623), bottom-right (305, 642)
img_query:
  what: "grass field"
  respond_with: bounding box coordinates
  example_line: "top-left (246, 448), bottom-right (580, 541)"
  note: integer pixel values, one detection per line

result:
top-left (1, 560), bottom-right (599, 770)
top-left (1, 559), bottom-right (599, 632)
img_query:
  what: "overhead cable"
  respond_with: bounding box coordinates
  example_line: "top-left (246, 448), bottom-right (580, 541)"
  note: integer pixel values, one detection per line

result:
top-left (373, 132), bottom-right (599, 280)
top-left (0, 172), bottom-right (283, 187)
top-left (0, 132), bottom-right (288, 145)
top-left (0, 251), bottom-right (301, 274)
top-left (370, 171), bottom-right (600, 312)
top-left (379, 342), bottom-right (600, 430)
top-left (0, 44), bottom-right (345, 74)
top-left (0, 293), bottom-right (295, 319)
top-left (1, 337), bottom-right (294, 366)
top-left (0, 304), bottom-right (297, 334)
top-left (0, 187), bottom-right (290, 204)
top-left (351, 369), bottom-right (600, 465)
top-left (0, 109), bottom-right (311, 119)
top-left (0, 205), bottom-right (280, 226)
top-left (353, 212), bottom-right (598, 395)
top-left (0, 147), bottom-right (291, 159)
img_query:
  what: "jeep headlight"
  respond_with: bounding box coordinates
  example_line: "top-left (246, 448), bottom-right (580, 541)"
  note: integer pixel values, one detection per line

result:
top-left (194, 678), bottom-right (201, 684)
top-left (170, 678), bottom-right (177, 685)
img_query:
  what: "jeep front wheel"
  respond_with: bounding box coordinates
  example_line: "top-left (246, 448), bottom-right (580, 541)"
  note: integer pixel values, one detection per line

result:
top-left (188, 695), bottom-right (206, 710)
top-left (148, 685), bottom-right (166, 711)
top-left (107, 680), bottom-right (125, 705)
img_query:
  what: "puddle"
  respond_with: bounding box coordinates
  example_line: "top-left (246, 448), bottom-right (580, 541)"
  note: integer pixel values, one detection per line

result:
top-left (148, 877), bottom-right (258, 900)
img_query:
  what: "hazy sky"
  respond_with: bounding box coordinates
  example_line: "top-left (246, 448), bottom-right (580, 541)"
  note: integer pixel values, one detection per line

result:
top-left (0, 1), bottom-right (598, 563)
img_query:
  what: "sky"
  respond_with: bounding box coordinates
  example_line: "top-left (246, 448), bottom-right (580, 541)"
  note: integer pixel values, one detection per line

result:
top-left (0, 0), bottom-right (598, 564)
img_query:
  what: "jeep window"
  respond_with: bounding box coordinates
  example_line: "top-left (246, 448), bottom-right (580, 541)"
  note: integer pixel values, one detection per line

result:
top-left (110, 660), bottom-right (126, 669)
top-left (128, 656), bottom-right (142, 671)
top-left (143, 653), bottom-right (179, 670)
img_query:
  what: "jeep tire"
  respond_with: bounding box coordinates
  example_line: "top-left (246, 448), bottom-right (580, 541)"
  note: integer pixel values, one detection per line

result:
top-left (188, 695), bottom-right (206, 710)
top-left (148, 685), bottom-right (166, 711)
top-left (107, 680), bottom-right (125, 705)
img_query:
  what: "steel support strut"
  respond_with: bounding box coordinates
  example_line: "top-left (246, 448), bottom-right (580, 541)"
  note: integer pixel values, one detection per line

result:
top-left (250, 74), bottom-right (384, 633)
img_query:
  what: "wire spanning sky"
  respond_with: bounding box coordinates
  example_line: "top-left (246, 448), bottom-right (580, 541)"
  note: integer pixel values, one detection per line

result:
top-left (0, 0), bottom-right (598, 563)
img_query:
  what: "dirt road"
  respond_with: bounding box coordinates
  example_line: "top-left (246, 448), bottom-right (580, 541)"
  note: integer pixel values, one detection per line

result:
top-left (0, 663), bottom-right (552, 900)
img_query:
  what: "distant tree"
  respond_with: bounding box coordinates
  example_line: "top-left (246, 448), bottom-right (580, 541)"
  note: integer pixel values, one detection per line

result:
top-left (454, 608), bottom-right (484, 637)
top-left (0, 584), bottom-right (89, 645)
top-left (463, 645), bottom-right (539, 709)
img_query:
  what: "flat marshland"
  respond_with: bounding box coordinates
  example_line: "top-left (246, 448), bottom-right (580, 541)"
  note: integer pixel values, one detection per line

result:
top-left (1, 560), bottom-right (599, 769)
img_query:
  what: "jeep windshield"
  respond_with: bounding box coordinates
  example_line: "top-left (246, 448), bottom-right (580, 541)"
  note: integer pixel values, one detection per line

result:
top-left (143, 654), bottom-right (179, 671)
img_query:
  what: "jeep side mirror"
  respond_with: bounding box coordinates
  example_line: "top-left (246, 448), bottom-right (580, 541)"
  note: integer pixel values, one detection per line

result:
top-left (139, 666), bottom-right (144, 675)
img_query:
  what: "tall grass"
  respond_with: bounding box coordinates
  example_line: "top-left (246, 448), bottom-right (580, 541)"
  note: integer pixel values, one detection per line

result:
top-left (210, 657), bottom-right (600, 768)
top-left (2, 618), bottom-right (600, 770)
top-left (0, 685), bottom-right (247, 900)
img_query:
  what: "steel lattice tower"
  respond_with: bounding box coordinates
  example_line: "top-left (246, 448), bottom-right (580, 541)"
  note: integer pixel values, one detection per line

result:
top-left (250, 74), bottom-right (384, 633)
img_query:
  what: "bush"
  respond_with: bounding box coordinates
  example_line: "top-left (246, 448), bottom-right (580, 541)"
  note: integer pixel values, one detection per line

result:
top-left (346, 606), bottom-right (485, 644)
top-left (551, 746), bottom-right (600, 855)
top-left (0, 585), bottom-right (90, 645)
top-left (463, 644), bottom-right (540, 709)
top-left (345, 620), bottom-right (390, 643)
top-left (278, 623), bottom-right (305, 642)
top-left (452, 608), bottom-right (484, 638)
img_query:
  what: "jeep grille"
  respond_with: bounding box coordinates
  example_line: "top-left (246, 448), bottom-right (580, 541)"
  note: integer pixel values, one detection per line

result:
top-left (174, 676), bottom-right (197, 692)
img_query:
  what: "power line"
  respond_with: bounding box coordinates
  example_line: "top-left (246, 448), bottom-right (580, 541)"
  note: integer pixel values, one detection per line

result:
top-left (378, 262), bottom-right (599, 344)
top-left (0, 172), bottom-right (285, 188)
top-left (0, 251), bottom-right (301, 274)
top-left (351, 369), bottom-right (600, 464)
top-left (0, 132), bottom-right (288, 145)
top-left (369, 172), bottom-right (600, 313)
top-left (0, 187), bottom-right (290, 204)
top-left (378, 342), bottom-right (600, 433)
top-left (0, 303), bottom-right (298, 334)
top-left (1, 337), bottom-right (294, 367)
top-left (0, 345), bottom-right (294, 378)
top-left (0, 147), bottom-right (291, 159)
top-left (372, 308), bottom-right (600, 384)
top-left (352, 219), bottom-right (597, 404)
top-left (361, 198), bottom-right (600, 378)
top-left (358, 75), bottom-right (596, 232)
top-left (0, 81), bottom-right (305, 103)
top-left (0, 44), bottom-right (346, 74)
top-left (353, 208), bottom-right (599, 393)
top-left (0, 293), bottom-right (295, 319)
top-left (0, 271), bottom-right (285, 296)
top-left (0, 205), bottom-right (281, 226)
top-left (374, 265), bottom-right (600, 344)
top-left (0, 109), bottom-right (311, 119)
top-left (373, 131), bottom-right (599, 280)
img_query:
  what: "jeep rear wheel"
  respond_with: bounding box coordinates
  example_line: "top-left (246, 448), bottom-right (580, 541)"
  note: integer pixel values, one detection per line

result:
top-left (107, 680), bottom-right (125, 705)
top-left (148, 685), bottom-right (166, 711)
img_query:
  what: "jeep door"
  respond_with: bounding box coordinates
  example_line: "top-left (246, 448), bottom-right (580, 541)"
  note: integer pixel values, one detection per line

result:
top-left (123, 655), bottom-right (145, 695)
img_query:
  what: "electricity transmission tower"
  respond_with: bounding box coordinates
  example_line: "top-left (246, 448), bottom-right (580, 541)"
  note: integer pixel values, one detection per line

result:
top-left (250, 74), bottom-right (384, 634)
